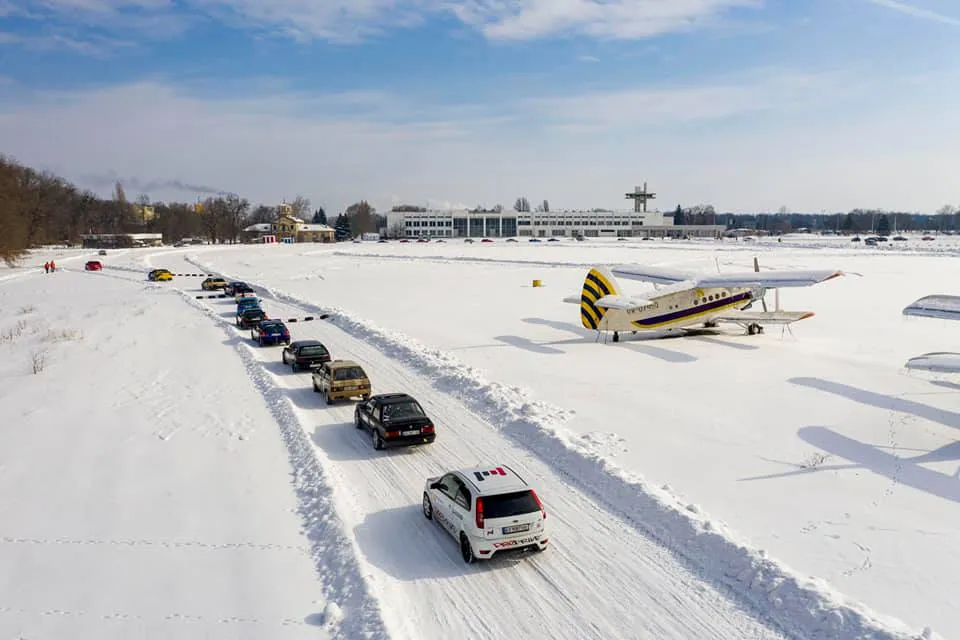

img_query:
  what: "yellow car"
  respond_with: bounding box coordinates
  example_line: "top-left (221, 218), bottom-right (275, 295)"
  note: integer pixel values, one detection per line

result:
top-left (148, 268), bottom-right (173, 281)
top-left (312, 360), bottom-right (371, 405)
top-left (202, 277), bottom-right (227, 291)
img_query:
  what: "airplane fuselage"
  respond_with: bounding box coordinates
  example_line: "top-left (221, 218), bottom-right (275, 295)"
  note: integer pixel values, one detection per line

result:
top-left (601, 286), bottom-right (754, 332)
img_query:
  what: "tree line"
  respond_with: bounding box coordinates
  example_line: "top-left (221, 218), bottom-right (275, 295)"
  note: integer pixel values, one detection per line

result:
top-left (0, 154), bottom-right (383, 264)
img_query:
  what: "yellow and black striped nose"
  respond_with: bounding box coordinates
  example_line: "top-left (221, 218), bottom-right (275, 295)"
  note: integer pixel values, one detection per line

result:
top-left (580, 268), bottom-right (616, 329)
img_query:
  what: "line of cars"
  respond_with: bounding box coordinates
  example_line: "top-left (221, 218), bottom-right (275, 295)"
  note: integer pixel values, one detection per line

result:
top-left (202, 275), bottom-right (549, 563)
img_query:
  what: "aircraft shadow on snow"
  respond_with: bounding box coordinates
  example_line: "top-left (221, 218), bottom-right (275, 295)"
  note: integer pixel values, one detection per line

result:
top-left (738, 377), bottom-right (960, 504)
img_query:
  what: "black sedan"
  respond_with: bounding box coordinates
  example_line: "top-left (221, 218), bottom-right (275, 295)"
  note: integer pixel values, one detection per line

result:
top-left (354, 393), bottom-right (436, 450)
top-left (281, 340), bottom-right (331, 372)
top-left (236, 307), bottom-right (267, 329)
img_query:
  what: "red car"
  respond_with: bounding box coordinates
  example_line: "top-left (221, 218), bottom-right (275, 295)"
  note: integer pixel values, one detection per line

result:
top-left (85, 260), bottom-right (102, 271)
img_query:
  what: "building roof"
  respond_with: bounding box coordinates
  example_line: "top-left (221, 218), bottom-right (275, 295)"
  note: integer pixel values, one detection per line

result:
top-left (244, 223), bottom-right (273, 232)
top-left (299, 224), bottom-right (333, 232)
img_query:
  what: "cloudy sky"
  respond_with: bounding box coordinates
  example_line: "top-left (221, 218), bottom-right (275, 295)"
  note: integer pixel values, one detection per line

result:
top-left (0, 0), bottom-right (957, 214)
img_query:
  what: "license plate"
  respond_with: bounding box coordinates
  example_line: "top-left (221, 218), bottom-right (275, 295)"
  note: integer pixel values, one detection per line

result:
top-left (401, 429), bottom-right (420, 436)
top-left (502, 524), bottom-right (530, 534)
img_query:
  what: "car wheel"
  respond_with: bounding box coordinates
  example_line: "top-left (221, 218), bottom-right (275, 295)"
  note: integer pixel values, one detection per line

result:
top-left (372, 430), bottom-right (383, 450)
top-left (312, 380), bottom-right (320, 393)
top-left (354, 410), bottom-right (362, 428)
top-left (422, 493), bottom-right (433, 520)
top-left (291, 362), bottom-right (298, 372)
top-left (325, 392), bottom-right (333, 406)
top-left (460, 533), bottom-right (475, 564)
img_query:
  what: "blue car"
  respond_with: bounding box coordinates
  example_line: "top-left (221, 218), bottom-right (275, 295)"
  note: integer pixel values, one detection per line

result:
top-left (251, 319), bottom-right (290, 346)
top-left (237, 297), bottom-right (261, 314)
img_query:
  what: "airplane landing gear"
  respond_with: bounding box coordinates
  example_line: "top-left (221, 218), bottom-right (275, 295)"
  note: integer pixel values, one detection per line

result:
top-left (747, 323), bottom-right (764, 336)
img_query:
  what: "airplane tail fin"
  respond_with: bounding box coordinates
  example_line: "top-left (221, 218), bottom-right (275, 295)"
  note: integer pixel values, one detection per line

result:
top-left (580, 267), bottom-right (621, 330)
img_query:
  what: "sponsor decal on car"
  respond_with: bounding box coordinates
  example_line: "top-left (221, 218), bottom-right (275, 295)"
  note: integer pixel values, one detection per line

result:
top-left (492, 535), bottom-right (541, 549)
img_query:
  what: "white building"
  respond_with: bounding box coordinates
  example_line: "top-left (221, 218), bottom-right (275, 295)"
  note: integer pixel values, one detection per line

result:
top-left (385, 208), bottom-right (693, 240)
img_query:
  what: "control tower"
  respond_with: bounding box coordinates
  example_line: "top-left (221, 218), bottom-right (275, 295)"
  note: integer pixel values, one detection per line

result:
top-left (625, 182), bottom-right (656, 213)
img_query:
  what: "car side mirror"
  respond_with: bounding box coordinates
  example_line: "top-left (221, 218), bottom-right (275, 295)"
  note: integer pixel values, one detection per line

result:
top-left (430, 482), bottom-right (446, 491)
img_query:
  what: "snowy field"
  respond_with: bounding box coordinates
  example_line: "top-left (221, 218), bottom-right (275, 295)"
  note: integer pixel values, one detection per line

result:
top-left (2, 234), bottom-right (958, 639)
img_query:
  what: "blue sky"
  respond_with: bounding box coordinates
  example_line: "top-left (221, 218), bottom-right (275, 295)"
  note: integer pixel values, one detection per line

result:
top-left (0, 0), bottom-right (958, 213)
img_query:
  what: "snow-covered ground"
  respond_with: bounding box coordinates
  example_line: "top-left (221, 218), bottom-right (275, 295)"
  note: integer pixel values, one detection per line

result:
top-left (2, 236), bottom-right (956, 639)
top-left (0, 263), bottom-right (358, 639)
top-left (180, 235), bottom-right (959, 638)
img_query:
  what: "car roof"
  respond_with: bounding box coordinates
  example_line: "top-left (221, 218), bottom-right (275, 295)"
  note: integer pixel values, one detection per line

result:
top-left (328, 359), bottom-right (361, 368)
top-left (290, 339), bottom-right (324, 347)
top-left (455, 465), bottom-right (531, 496)
top-left (371, 392), bottom-right (417, 404)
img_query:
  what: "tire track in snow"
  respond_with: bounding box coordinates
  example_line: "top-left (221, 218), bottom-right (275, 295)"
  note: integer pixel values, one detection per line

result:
top-left (178, 292), bottom-right (389, 640)
top-left (220, 291), bottom-right (786, 640)
top-left (182, 252), bottom-right (925, 640)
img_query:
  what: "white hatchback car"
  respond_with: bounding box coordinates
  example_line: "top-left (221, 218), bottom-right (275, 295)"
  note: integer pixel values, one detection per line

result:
top-left (422, 465), bottom-right (548, 563)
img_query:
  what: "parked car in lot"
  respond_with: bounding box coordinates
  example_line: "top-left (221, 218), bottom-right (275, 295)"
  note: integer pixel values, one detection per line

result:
top-left (250, 319), bottom-right (290, 346)
top-left (147, 268), bottom-right (173, 281)
top-left (312, 359), bottom-right (370, 404)
top-left (202, 277), bottom-right (228, 291)
top-left (236, 307), bottom-right (268, 329)
top-left (84, 260), bottom-right (102, 271)
top-left (281, 340), bottom-right (331, 372)
top-left (422, 465), bottom-right (547, 563)
top-left (98, 249), bottom-right (107, 256)
top-left (354, 393), bottom-right (435, 450)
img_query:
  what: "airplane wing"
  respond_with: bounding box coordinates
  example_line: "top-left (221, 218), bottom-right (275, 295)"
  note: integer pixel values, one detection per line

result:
top-left (902, 295), bottom-right (960, 320)
top-left (693, 270), bottom-right (845, 289)
top-left (905, 352), bottom-right (960, 373)
top-left (594, 295), bottom-right (652, 311)
top-left (610, 265), bottom-right (697, 285)
top-left (711, 310), bottom-right (815, 325)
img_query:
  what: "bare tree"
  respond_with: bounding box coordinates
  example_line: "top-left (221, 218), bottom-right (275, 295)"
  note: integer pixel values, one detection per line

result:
top-left (221, 194), bottom-right (251, 243)
top-left (288, 195), bottom-right (310, 219)
top-left (514, 197), bottom-right (530, 212)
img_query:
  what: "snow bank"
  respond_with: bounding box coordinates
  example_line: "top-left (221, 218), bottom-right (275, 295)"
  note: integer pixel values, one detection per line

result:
top-left (177, 291), bottom-right (389, 640)
top-left (185, 254), bottom-right (931, 640)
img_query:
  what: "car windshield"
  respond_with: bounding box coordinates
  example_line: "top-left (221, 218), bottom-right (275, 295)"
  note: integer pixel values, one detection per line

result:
top-left (333, 367), bottom-right (365, 381)
top-left (299, 346), bottom-right (327, 356)
top-left (381, 401), bottom-right (424, 420)
top-left (482, 490), bottom-right (541, 519)
top-left (261, 323), bottom-right (283, 332)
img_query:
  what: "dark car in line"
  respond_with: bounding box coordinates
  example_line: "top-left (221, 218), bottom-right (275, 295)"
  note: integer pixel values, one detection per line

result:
top-left (236, 307), bottom-right (268, 329)
top-left (251, 319), bottom-right (290, 346)
top-left (281, 340), bottom-right (331, 372)
top-left (354, 393), bottom-right (436, 450)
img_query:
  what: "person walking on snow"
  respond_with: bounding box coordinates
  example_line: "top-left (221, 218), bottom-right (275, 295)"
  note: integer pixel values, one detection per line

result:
top-left (49, 260), bottom-right (56, 272)
top-left (44, 261), bottom-right (50, 274)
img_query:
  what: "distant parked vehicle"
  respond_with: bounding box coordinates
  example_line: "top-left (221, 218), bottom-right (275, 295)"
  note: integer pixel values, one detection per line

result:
top-left (98, 249), bottom-right (107, 256)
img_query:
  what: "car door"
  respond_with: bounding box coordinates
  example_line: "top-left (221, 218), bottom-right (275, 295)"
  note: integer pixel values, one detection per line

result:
top-left (358, 398), bottom-right (376, 430)
top-left (432, 473), bottom-right (461, 538)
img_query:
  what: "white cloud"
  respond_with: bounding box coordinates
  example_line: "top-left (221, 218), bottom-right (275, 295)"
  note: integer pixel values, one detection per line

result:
top-left (865, 0), bottom-right (960, 26)
top-left (452, 0), bottom-right (762, 41)
top-left (2, 0), bottom-right (764, 44)
top-left (0, 73), bottom-right (957, 214)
